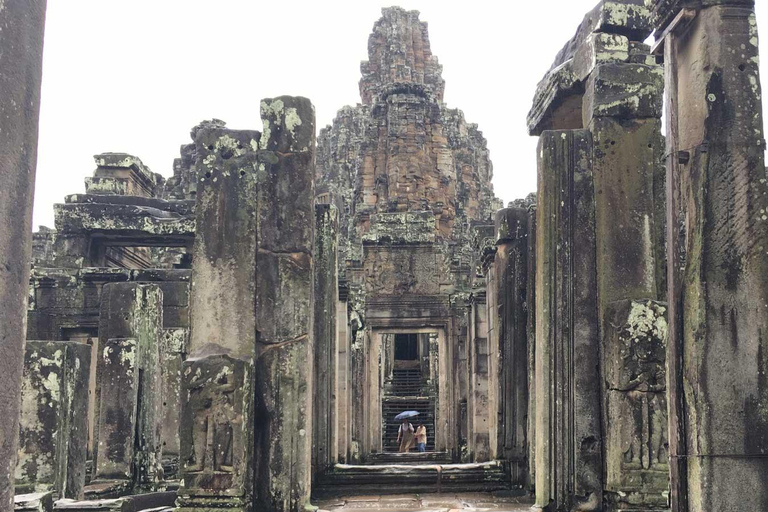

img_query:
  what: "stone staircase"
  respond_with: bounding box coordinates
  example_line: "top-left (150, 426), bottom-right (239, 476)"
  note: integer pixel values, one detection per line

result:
top-left (382, 365), bottom-right (436, 453)
top-left (312, 461), bottom-right (511, 497)
top-left (382, 397), bottom-right (435, 453)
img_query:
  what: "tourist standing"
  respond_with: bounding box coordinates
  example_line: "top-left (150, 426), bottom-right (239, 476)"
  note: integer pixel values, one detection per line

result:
top-left (397, 419), bottom-right (414, 453)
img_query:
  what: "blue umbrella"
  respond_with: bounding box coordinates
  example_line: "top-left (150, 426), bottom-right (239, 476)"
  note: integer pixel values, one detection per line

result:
top-left (395, 410), bottom-right (420, 421)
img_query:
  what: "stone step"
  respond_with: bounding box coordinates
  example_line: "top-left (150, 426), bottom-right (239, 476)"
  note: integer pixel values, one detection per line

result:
top-left (312, 461), bottom-right (511, 498)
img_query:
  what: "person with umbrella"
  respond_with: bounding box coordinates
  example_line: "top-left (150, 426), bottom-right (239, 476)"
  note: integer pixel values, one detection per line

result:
top-left (395, 410), bottom-right (418, 453)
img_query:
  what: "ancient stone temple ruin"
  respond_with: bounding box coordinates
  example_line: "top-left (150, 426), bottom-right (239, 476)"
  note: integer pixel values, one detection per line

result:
top-left (1, 1), bottom-right (766, 512)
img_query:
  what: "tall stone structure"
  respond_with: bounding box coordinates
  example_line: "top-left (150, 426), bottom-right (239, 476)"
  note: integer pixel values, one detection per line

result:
top-left (316, 6), bottom-right (505, 468)
top-left (528, 1), bottom-right (668, 510)
top-left (652, 1), bottom-right (768, 510)
top-left (0, 2), bottom-right (47, 509)
top-left (178, 97), bottom-right (316, 512)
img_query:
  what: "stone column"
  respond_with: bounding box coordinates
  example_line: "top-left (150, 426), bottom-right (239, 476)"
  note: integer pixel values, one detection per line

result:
top-left (468, 293), bottom-right (491, 463)
top-left (160, 328), bottom-right (188, 464)
top-left (179, 122), bottom-right (261, 511)
top-left (93, 283), bottom-right (163, 496)
top-left (15, 341), bottom-right (91, 499)
top-left (312, 204), bottom-right (339, 478)
top-left (525, 205), bottom-right (537, 492)
top-left (0, 2), bottom-right (47, 508)
top-left (492, 207), bottom-right (529, 484)
top-left (534, 130), bottom-right (602, 511)
top-left (582, 29), bottom-right (669, 512)
top-left (336, 291), bottom-right (350, 463)
top-left (253, 97), bottom-right (315, 512)
top-left (655, 2), bottom-right (768, 510)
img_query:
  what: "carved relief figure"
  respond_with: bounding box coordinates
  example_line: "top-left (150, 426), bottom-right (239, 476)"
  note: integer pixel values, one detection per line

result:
top-left (606, 300), bottom-right (669, 477)
top-left (184, 356), bottom-right (244, 474)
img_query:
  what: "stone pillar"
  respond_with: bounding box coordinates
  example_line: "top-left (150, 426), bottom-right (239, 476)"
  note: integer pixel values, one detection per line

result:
top-left (0, 2), bottom-right (47, 508)
top-left (312, 203), bottom-right (339, 478)
top-left (252, 97), bottom-right (315, 512)
top-left (92, 283), bottom-right (163, 496)
top-left (160, 328), bottom-right (188, 464)
top-left (336, 292), bottom-right (350, 464)
top-left (582, 27), bottom-right (669, 511)
top-left (525, 205), bottom-right (537, 492)
top-left (15, 341), bottom-right (91, 499)
top-left (181, 102), bottom-right (316, 510)
top-left (492, 207), bottom-right (529, 484)
top-left (179, 123), bottom-right (261, 511)
top-left (655, 2), bottom-right (768, 510)
top-left (349, 326), bottom-right (367, 464)
top-left (187, 124), bottom-right (261, 359)
top-left (468, 293), bottom-right (491, 463)
top-left (534, 130), bottom-right (602, 511)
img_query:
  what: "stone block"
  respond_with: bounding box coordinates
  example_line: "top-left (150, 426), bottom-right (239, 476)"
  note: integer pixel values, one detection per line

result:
top-left (583, 63), bottom-right (664, 123)
top-left (362, 211), bottom-right (436, 244)
top-left (90, 153), bottom-right (161, 198)
top-left (256, 250), bottom-right (312, 345)
top-left (53, 202), bottom-right (194, 238)
top-left (591, 0), bottom-right (653, 40)
top-left (14, 492), bottom-right (53, 512)
top-left (254, 340), bottom-right (313, 512)
top-left (259, 96), bottom-right (316, 154)
top-left (16, 342), bottom-right (91, 499)
top-left (573, 33), bottom-right (630, 81)
top-left (177, 351), bottom-right (253, 511)
top-left (160, 328), bottom-right (188, 460)
top-left (256, 152), bottom-right (315, 254)
top-left (93, 283), bottom-right (163, 493)
top-left (589, 117), bottom-right (664, 307)
top-left (189, 129), bottom-right (259, 358)
top-left (494, 207), bottom-right (528, 244)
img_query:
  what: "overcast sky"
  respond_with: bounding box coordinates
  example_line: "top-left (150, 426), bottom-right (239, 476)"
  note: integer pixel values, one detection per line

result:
top-left (33, 1), bottom-right (768, 228)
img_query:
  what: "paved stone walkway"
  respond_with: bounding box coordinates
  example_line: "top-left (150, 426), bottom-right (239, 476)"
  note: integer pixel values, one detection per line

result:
top-left (315, 492), bottom-right (534, 511)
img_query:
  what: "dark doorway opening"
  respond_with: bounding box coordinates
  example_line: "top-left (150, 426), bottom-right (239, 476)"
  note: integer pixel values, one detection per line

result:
top-left (394, 333), bottom-right (418, 361)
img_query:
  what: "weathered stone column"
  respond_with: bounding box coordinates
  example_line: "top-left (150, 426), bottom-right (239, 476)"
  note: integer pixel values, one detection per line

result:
top-left (179, 123), bottom-right (260, 511)
top-left (0, 2), bottom-right (47, 507)
top-left (492, 207), bottom-right (529, 484)
top-left (582, 20), bottom-right (669, 511)
top-left (654, 2), bottom-right (768, 510)
top-left (15, 341), bottom-right (91, 499)
top-left (336, 288), bottom-right (350, 464)
top-left (253, 97), bottom-right (316, 512)
top-left (92, 283), bottom-right (164, 496)
top-left (312, 204), bottom-right (339, 478)
top-left (468, 292), bottom-right (491, 462)
top-left (525, 205), bottom-right (536, 492)
top-left (534, 130), bottom-right (602, 511)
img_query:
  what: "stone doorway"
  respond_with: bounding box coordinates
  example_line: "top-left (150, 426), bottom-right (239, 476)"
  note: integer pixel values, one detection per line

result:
top-left (382, 332), bottom-right (436, 454)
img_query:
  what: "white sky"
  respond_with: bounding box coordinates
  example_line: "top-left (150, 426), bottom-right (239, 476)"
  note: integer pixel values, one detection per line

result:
top-left (33, 0), bottom-right (768, 228)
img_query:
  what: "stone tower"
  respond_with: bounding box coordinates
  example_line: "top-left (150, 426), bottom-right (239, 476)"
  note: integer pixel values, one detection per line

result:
top-left (316, 7), bottom-right (505, 466)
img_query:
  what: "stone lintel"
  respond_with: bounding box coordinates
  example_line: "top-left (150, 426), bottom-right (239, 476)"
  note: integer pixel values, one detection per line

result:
top-left (53, 202), bottom-right (195, 241)
top-left (64, 194), bottom-right (195, 216)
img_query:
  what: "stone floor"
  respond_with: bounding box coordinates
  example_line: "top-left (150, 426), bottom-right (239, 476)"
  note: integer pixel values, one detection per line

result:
top-left (315, 492), bottom-right (534, 512)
